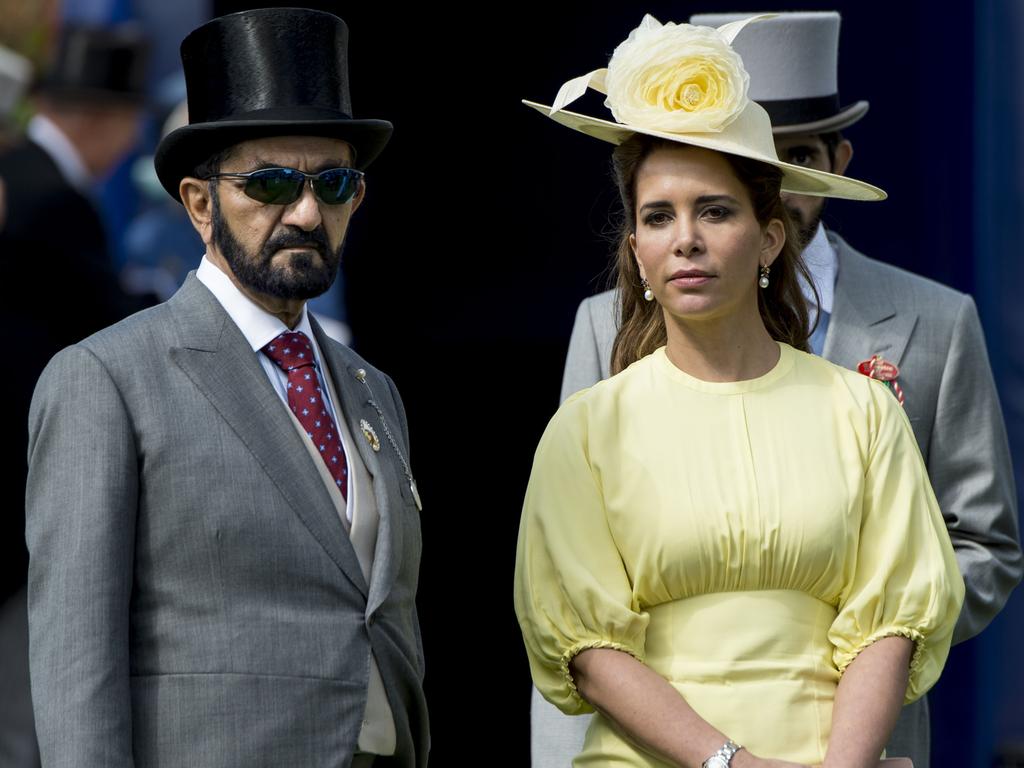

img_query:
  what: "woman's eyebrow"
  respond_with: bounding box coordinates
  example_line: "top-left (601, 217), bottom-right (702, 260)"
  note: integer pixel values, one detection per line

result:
top-left (639, 194), bottom-right (739, 212)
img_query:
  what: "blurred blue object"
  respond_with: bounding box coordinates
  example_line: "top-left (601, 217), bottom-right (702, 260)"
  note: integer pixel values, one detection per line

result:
top-left (62, 0), bottom-right (122, 23)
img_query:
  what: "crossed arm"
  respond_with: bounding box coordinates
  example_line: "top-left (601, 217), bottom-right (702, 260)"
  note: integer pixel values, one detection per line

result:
top-left (572, 637), bottom-right (912, 768)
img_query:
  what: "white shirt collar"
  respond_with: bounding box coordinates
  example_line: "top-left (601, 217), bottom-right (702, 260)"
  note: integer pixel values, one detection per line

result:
top-left (196, 255), bottom-right (318, 353)
top-left (798, 222), bottom-right (837, 315)
top-left (27, 113), bottom-right (92, 193)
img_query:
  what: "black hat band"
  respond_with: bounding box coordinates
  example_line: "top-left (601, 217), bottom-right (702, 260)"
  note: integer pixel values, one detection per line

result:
top-left (759, 94), bottom-right (843, 128)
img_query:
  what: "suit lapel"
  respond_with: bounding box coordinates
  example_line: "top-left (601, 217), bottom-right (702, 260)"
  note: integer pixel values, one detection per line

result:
top-left (823, 234), bottom-right (918, 371)
top-left (311, 320), bottom-right (402, 616)
top-left (167, 276), bottom-right (369, 597)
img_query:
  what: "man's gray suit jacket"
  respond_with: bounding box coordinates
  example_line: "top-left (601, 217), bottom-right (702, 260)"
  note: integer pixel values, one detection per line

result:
top-left (532, 232), bottom-right (1022, 768)
top-left (26, 275), bottom-right (429, 767)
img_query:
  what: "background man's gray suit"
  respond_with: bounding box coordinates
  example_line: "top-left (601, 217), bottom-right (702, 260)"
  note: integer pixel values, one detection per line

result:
top-left (26, 275), bottom-right (428, 767)
top-left (532, 232), bottom-right (1022, 767)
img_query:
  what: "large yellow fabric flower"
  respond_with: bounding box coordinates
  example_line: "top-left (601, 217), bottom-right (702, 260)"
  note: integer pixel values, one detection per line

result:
top-left (605, 14), bottom-right (749, 134)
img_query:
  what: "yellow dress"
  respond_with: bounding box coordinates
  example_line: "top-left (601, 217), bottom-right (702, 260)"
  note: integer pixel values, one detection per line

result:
top-left (514, 343), bottom-right (964, 767)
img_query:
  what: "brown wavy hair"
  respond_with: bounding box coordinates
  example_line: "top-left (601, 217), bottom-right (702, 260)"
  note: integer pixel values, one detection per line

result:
top-left (609, 135), bottom-right (817, 375)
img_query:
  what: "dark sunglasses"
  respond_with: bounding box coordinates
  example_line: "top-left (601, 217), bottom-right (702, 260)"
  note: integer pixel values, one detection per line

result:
top-left (204, 166), bottom-right (364, 205)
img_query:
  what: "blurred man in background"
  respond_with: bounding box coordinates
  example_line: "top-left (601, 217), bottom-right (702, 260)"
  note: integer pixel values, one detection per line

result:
top-left (0, 23), bottom-right (148, 768)
top-left (0, 21), bottom-right (147, 603)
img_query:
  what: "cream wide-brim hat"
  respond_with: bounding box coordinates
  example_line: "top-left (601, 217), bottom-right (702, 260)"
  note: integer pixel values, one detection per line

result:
top-left (524, 98), bottom-right (883, 200)
top-left (525, 15), bottom-right (885, 202)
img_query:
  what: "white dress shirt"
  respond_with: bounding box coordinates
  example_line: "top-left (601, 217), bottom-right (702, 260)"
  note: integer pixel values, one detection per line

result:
top-left (799, 221), bottom-right (838, 317)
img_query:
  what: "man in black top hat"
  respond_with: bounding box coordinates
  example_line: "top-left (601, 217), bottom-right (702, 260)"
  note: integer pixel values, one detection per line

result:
top-left (25, 9), bottom-right (428, 768)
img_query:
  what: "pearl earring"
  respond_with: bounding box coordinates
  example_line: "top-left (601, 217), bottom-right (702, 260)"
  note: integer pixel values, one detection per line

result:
top-left (758, 264), bottom-right (770, 289)
top-left (641, 278), bottom-right (654, 302)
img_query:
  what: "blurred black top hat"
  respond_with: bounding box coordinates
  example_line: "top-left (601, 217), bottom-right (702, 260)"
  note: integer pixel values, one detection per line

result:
top-left (38, 23), bottom-right (149, 105)
top-left (154, 7), bottom-right (393, 202)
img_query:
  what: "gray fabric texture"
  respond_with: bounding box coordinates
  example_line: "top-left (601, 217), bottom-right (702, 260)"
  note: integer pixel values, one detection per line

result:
top-left (0, 589), bottom-right (40, 767)
top-left (26, 275), bottom-right (428, 768)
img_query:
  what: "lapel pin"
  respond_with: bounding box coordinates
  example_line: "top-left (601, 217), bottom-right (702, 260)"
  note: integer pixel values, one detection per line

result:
top-left (359, 419), bottom-right (381, 452)
top-left (856, 355), bottom-right (905, 407)
top-left (354, 368), bottom-right (367, 383)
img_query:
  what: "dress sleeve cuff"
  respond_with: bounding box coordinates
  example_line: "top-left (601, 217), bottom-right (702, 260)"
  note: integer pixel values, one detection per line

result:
top-left (558, 639), bottom-right (646, 713)
top-left (834, 627), bottom-right (926, 704)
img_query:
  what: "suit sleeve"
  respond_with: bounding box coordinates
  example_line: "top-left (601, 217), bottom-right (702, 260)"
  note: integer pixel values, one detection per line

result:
top-left (25, 344), bottom-right (138, 767)
top-left (927, 295), bottom-right (1022, 643)
top-left (560, 298), bottom-right (607, 404)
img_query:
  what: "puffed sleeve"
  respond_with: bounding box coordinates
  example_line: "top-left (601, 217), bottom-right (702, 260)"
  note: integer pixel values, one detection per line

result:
top-left (828, 380), bottom-right (965, 703)
top-left (514, 394), bottom-right (649, 715)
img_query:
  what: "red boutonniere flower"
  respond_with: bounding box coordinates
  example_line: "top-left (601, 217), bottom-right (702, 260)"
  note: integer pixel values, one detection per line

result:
top-left (857, 355), bottom-right (905, 407)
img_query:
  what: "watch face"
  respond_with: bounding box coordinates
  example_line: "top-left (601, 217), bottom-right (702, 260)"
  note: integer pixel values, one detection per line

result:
top-left (706, 756), bottom-right (729, 768)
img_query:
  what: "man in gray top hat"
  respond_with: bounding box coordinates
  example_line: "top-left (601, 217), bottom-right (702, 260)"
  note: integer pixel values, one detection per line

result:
top-left (26, 9), bottom-right (427, 767)
top-left (533, 11), bottom-right (1022, 768)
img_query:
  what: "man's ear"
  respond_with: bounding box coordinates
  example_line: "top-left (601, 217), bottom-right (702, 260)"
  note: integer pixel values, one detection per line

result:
top-left (831, 139), bottom-right (854, 177)
top-left (180, 177), bottom-right (214, 246)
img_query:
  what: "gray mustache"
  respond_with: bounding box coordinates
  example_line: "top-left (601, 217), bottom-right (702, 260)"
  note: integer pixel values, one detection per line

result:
top-left (265, 227), bottom-right (329, 254)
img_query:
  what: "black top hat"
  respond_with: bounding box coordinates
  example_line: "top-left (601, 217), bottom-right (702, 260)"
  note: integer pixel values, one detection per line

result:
top-left (154, 7), bottom-right (393, 202)
top-left (38, 23), bottom-right (149, 105)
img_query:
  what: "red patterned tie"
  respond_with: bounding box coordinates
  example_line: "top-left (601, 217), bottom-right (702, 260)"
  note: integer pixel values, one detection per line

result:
top-left (262, 331), bottom-right (349, 500)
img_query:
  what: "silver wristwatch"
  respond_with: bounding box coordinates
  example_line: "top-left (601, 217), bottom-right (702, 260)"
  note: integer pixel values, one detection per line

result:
top-left (702, 739), bottom-right (743, 768)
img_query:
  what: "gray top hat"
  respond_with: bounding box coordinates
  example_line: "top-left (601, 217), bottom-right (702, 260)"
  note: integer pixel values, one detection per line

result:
top-left (689, 11), bottom-right (868, 134)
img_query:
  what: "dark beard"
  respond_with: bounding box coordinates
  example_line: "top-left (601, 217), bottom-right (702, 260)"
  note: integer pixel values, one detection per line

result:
top-left (786, 202), bottom-right (825, 252)
top-left (210, 191), bottom-right (343, 300)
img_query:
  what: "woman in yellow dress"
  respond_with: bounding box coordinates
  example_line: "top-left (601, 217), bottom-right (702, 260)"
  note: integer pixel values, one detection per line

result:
top-left (514, 15), bottom-right (964, 768)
